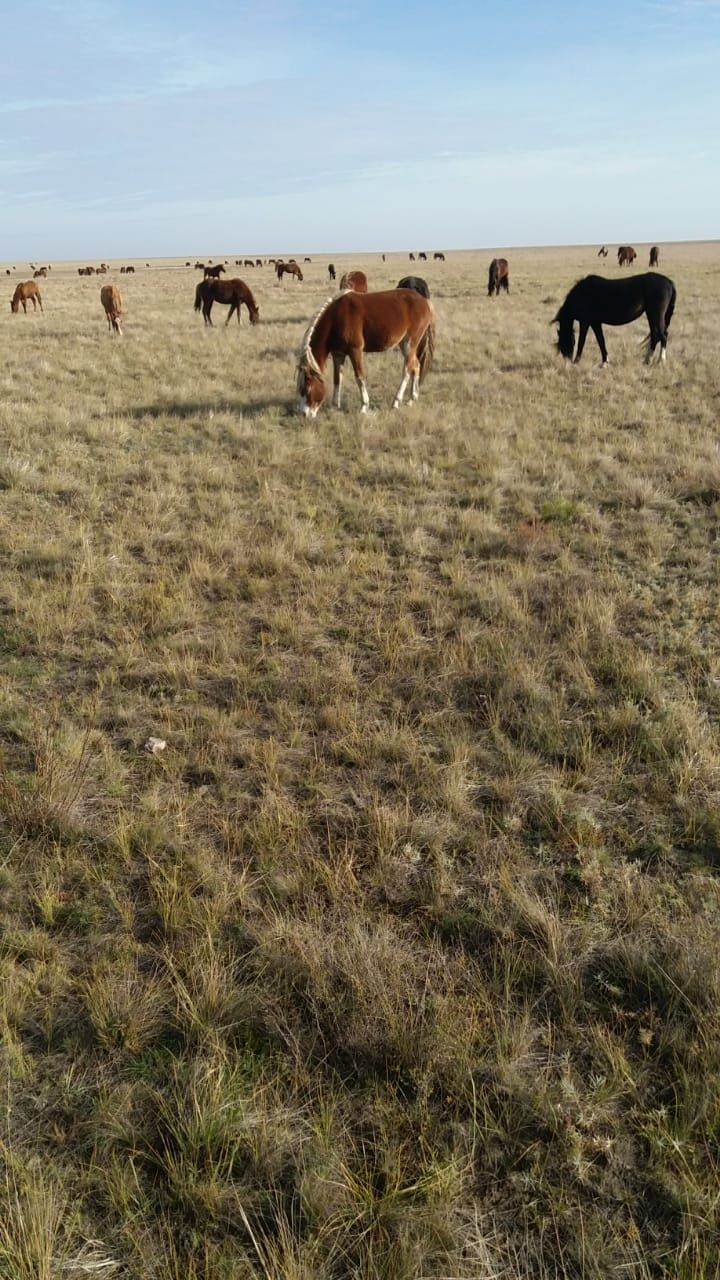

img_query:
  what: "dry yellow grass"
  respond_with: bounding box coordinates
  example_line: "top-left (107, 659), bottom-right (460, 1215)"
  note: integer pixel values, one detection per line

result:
top-left (1, 244), bottom-right (719, 1278)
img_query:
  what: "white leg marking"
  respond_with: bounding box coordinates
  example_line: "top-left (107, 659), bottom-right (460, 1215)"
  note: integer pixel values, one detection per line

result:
top-left (393, 371), bottom-right (410, 408)
top-left (411, 372), bottom-right (419, 401)
top-left (333, 372), bottom-right (343, 408)
top-left (358, 379), bottom-right (370, 412)
top-left (660, 347), bottom-right (667, 363)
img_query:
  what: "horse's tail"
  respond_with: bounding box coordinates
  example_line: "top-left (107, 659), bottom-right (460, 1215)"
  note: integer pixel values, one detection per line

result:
top-left (488, 260), bottom-right (496, 295)
top-left (418, 312), bottom-right (435, 383)
top-left (194, 281), bottom-right (204, 312)
top-left (665, 280), bottom-right (677, 333)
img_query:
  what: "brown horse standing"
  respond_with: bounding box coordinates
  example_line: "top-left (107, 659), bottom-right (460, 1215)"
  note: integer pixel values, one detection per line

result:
top-left (277, 262), bottom-right (303, 282)
top-left (488, 258), bottom-right (509, 295)
top-left (433, 252), bottom-right (445, 261)
top-left (617, 246), bottom-right (637, 266)
top-left (11, 281), bottom-right (43, 313)
top-left (597, 246), bottom-right (608, 258)
top-left (649, 246), bottom-right (660, 267)
top-left (328, 263), bottom-right (336, 282)
top-left (100, 284), bottom-right (123, 334)
top-left (296, 290), bottom-right (435, 417)
top-left (194, 277), bottom-right (259, 326)
top-left (339, 270), bottom-right (368, 293)
top-left (204, 263), bottom-right (225, 279)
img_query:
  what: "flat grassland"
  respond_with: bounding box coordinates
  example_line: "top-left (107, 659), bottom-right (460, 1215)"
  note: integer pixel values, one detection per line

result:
top-left (1, 245), bottom-right (719, 1278)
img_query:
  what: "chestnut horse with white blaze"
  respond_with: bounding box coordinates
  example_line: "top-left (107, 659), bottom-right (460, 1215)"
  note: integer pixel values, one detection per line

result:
top-left (100, 284), bottom-right (123, 334)
top-left (296, 289), bottom-right (435, 417)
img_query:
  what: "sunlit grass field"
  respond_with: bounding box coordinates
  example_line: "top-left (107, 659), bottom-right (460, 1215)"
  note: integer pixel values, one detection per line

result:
top-left (1, 243), bottom-right (719, 1278)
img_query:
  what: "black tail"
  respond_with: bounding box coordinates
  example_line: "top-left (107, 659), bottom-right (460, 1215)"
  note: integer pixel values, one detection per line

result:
top-left (665, 281), bottom-right (677, 334)
top-left (488, 260), bottom-right (497, 295)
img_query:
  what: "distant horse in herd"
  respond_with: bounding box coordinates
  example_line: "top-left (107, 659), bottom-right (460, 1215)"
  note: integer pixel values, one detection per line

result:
top-left (397, 276), bottom-right (431, 299)
top-left (649, 246), bottom-right (660, 267)
top-left (617, 246), bottom-right (637, 267)
top-left (597, 246), bottom-right (608, 258)
top-left (119, 265), bottom-right (135, 273)
top-left (33, 267), bottom-right (48, 278)
top-left (488, 258), bottom-right (510, 295)
top-left (433, 252), bottom-right (445, 261)
top-left (296, 289), bottom-right (435, 417)
top-left (339, 270), bottom-right (368, 293)
top-left (10, 281), bottom-right (43, 313)
top-left (277, 262), bottom-right (303, 282)
top-left (555, 272), bottom-right (676, 366)
top-left (194, 278), bottom-right (260, 326)
top-left (101, 284), bottom-right (123, 335)
top-left (418, 253), bottom-right (427, 261)
top-left (204, 264), bottom-right (225, 279)
top-left (328, 264), bottom-right (336, 282)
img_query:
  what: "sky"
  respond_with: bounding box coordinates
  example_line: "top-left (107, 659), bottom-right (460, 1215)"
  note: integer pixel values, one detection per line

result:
top-left (1, 0), bottom-right (719, 258)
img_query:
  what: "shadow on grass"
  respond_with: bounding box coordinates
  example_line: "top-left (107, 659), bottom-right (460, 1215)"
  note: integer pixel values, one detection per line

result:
top-left (125, 397), bottom-right (293, 421)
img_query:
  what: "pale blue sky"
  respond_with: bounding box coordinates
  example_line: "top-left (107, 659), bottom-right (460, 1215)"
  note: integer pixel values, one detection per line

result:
top-left (2, 0), bottom-right (718, 257)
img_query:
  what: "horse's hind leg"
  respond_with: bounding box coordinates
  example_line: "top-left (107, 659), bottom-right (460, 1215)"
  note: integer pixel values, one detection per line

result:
top-left (332, 353), bottom-right (346, 408)
top-left (226, 304), bottom-right (236, 326)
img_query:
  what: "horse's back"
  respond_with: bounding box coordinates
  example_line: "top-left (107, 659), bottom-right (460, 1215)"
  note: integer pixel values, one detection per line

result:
top-left (331, 288), bottom-right (432, 350)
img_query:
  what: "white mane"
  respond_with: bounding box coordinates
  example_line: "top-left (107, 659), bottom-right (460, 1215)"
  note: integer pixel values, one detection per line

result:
top-left (296, 290), bottom-right (353, 378)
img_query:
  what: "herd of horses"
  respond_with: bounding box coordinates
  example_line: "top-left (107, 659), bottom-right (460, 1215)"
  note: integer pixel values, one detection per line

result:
top-left (8, 246), bottom-right (677, 413)
top-left (599, 245), bottom-right (659, 268)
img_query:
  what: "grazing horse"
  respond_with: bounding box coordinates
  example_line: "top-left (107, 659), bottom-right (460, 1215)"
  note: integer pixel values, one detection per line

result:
top-left (617, 246), bottom-right (637, 266)
top-left (328, 263), bottom-right (336, 282)
top-left (397, 276), bottom-right (431, 298)
top-left (11, 281), bottom-right (43, 313)
top-left (204, 263), bottom-right (225, 279)
top-left (339, 270), bottom-right (368, 293)
top-left (554, 272), bottom-right (676, 366)
top-left (649, 246), bottom-right (660, 268)
top-left (296, 289), bottom-right (435, 417)
top-left (194, 277), bottom-right (260, 326)
top-left (418, 252), bottom-right (427, 261)
top-left (244, 259), bottom-right (255, 268)
top-left (409, 253), bottom-right (416, 261)
top-left (304, 257), bottom-right (312, 263)
top-left (597, 246), bottom-right (608, 258)
top-left (256, 259), bottom-right (262, 267)
top-left (33, 267), bottom-right (47, 278)
top-left (277, 262), bottom-right (303, 282)
top-left (488, 257), bottom-right (510, 295)
top-left (101, 284), bottom-right (123, 335)
top-left (433, 252), bottom-right (445, 261)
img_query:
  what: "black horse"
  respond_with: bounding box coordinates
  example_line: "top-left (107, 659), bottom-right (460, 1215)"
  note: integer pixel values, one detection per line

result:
top-left (554, 273), bottom-right (676, 365)
top-left (396, 275), bottom-right (431, 298)
top-left (488, 257), bottom-right (509, 295)
top-left (649, 246), bottom-right (660, 268)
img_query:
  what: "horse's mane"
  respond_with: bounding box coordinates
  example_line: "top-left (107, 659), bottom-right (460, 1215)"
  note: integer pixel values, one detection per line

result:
top-left (297, 291), bottom-right (351, 378)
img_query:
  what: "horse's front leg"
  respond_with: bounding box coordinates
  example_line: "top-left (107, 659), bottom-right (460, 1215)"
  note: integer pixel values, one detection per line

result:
top-left (591, 323), bottom-right (608, 365)
top-left (574, 321), bottom-right (589, 362)
top-left (332, 353), bottom-right (346, 408)
top-left (349, 349), bottom-right (370, 412)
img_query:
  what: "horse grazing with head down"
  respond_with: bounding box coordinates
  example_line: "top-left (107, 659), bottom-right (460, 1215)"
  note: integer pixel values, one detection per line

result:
top-left (101, 284), bottom-right (123, 334)
top-left (194, 277), bottom-right (260, 326)
top-left (649, 246), bottom-right (660, 268)
top-left (11, 281), bottom-right (43, 313)
top-left (554, 272), bottom-right (676, 366)
top-left (339, 270), bottom-right (368, 293)
top-left (617, 246), bottom-right (637, 267)
top-left (397, 276), bottom-right (430, 298)
top-left (433, 252), bottom-right (445, 261)
top-left (277, 262), bottom-right (303, 282)
top-left (296, 289), bottom-right (435, 417)
top-left (204, 263), bottom-right (225, 279)
top-left (597, 246), bottom-right (608, 258)
top-left (488, 258), bottom-right (509, 295)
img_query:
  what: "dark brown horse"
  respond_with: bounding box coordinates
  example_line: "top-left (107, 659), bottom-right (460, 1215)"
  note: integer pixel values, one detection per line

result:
top-left (296, 289), bottom-right (435, 416)
top-left (194, 277), bottom-right (259, 326)
top-left (555, 272), bottom-right (676, 366)
top-left (433, 252), bottom-right (445, 261)
top-left (33, 267), bottom-right (47, 278)
top-left (101, 284), bottom-right (123, 335)
top-left (409, 253), bottom-right (416, 261)
top-left (397, 276), bottom-right (430, 298)
top-left (597, 246), bottom-right (608, 258)
top-left (204, 263), bottom-right (225, 279)
top-left (617, 246), bottom-right (637, 266)
top-left (328, 263), bottom-right (336, 282)
top-left (11, 281), bottom-right (43, 313)
top-left (339, 270), bottom-right (368, 293)
top-left (649, 246), bottom-right (660, 268)
top-left (244, 259), bottom-right (255, 268)
top-left (418, 252), bottom-right (427, 261)
top-left (277, 262), bottom-right (303, 282)
top-left (488, 258), bottom-right (509, 295)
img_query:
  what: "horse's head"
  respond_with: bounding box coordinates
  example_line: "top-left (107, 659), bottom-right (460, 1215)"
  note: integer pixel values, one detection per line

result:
top-left (296, 355), bottom-right (326, 418)
top-left (553, 306), bottom-right (576, 359)
top-left (10, 297), bottom-right (18, 313)
top-left (249, 305), bottom-right (260, 326)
